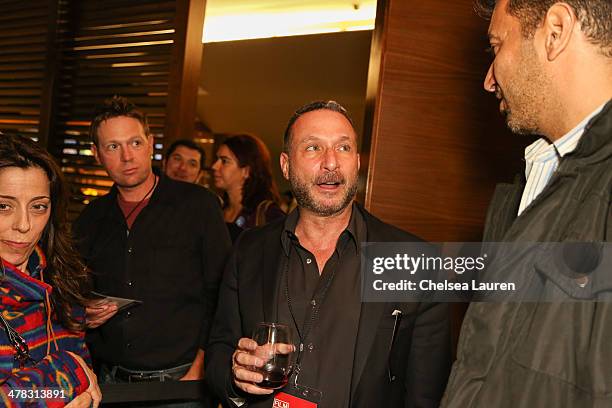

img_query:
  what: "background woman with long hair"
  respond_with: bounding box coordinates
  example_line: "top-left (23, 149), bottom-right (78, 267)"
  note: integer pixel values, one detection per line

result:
top-left (0, 135), bottom-right (100, 407)
top-left (212, 134), bottom-right (284, 242)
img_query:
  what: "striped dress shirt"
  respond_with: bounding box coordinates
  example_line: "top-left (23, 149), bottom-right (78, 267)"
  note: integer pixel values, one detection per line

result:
top-left (518, 103), bottom-right (607, 215)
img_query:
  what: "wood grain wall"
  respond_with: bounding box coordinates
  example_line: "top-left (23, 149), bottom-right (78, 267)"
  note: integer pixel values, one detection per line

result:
top-left (363, 0), bottom-right (529, 243)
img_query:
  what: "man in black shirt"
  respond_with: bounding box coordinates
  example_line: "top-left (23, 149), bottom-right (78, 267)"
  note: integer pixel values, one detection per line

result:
top-left (206, 101), bottom-right (450, 408)
top-left (73, 96), bottom-right (231, 403)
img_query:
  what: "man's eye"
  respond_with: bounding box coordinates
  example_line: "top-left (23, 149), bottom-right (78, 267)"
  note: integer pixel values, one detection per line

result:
top-left (0, 203), bottom-right (11, 211)
top-left (485, 45), bottom-right (497, 55)
top-left (132, 140), bottom-right (142, 147)
top-left (306, 145), bottom-right (319, 152)
top-left (338, 144), bottom-right (351, 152)
top-left (107, 144), bottom-right (118, 151)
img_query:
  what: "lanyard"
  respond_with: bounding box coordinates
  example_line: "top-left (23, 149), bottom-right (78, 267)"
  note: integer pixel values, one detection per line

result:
top-left (283, 246), bottom-right (338, 385)
top-left (0, 314), bottom-right (34, 368)
top-left (0, 260), bottom-right (34, 367)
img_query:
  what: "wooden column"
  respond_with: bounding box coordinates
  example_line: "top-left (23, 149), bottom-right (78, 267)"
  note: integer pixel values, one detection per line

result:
top-left (361, 0), bottom-right (532, 354)
top-left (362, 0), bottom-right (525, 242)
top-left (165, 0), bottom-right (206, 143)
top-left (38, 0), bottom-right (61, 151)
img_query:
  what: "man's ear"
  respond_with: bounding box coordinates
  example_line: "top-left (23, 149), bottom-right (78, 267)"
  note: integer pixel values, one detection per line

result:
top-left (91, 143), bottom-right (101, 165)
top-left (280, 152), bottom-right (289, 181)
top-left (541, 3), bottom-right (576, 61)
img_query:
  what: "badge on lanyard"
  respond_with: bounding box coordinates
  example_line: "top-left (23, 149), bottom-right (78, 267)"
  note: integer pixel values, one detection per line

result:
top-left (277, 254), bottom-right (330, 408)
top-left (273, 383), bottom-right (322, 408)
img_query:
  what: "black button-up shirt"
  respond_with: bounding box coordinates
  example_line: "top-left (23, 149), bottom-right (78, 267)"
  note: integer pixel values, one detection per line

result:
top-left (277, 204), bottom-right (365, 408)
top-left (73, 171), bottom-right (231, 370)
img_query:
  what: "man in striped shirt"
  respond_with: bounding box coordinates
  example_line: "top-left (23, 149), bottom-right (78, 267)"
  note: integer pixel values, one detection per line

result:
top-left (443, 1), bottom-right (612, 407)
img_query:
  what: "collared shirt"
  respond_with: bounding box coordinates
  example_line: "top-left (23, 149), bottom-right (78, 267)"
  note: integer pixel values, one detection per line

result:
top-left (518, 103), bottom-right (607, 215)
top-left (275, 203), bottom-right (366, 408)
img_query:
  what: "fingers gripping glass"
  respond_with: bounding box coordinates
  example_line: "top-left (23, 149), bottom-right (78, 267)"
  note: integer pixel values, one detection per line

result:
top-left (251, 322), bottom-right (295, 389)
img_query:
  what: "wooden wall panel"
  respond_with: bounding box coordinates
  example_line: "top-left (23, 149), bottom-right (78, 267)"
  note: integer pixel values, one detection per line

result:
top-left (165, 0), bottom-right (205, 144)
top-left (0, 0), bottom-right (51, 144)
top-left (363, 0), bottom-right (529, 242)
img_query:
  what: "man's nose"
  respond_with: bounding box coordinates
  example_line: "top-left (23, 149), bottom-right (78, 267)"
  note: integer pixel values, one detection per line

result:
top-left (322, 148), bottom-right (338, 171)
top-left (484, 63), bottom-right (497, 93)
top-left (120, 146), bottom-right (133, 162)
top-left (211, 159), bottom-right (220, 171)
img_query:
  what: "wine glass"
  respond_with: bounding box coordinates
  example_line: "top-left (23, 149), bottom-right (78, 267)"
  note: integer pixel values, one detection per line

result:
top-left (251, 322), bottom-right (295, 389)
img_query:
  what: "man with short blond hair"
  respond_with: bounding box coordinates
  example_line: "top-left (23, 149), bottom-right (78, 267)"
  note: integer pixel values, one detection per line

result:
top-left (74, 96), bottom-right (231, 406)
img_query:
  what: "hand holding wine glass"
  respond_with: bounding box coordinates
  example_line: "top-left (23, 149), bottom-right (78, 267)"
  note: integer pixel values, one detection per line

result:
top-left (231, 323), bottom-right (295, 395)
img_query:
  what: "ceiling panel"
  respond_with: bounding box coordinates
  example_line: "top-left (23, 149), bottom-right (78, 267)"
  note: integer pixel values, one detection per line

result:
top-left (203, 0), bottom-right (376, 42)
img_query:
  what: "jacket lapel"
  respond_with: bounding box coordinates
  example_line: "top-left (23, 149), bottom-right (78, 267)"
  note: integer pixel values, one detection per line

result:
top-left (351, 209), bottom-right (389, 396)
top-left (350, 301), bottom-right (386, 396)
top-left (261, 223), bottom-right (285, 322)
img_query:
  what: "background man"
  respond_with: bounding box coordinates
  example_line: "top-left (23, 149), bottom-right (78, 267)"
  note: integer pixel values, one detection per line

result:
top-left (443, 1), bottom-right (611, 407)
top-left (163, 139), bottom-right (206, 184)
top-left (73, 96), bottom-right (231, 405)
top-left (206, 101), bottom-right (450, 408)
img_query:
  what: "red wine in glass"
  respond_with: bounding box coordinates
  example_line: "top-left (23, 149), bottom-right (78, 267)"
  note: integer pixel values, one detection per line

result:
top-left (258, 363), bottom-right (289, 389)
top-left (251, 322), bottom-right (294, 390)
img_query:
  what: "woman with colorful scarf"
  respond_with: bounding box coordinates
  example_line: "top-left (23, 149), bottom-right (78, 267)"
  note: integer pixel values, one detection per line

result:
top-left (0, 134), bottom-right (101, 407)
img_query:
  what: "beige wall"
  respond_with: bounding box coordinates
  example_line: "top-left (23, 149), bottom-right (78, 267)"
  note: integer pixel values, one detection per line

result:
top-left (197, 31), bottom-right (372, 191)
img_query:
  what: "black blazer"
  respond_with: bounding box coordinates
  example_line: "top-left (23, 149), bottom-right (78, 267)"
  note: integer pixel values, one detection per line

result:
top-left (206, 205), bottom-right (451, 408)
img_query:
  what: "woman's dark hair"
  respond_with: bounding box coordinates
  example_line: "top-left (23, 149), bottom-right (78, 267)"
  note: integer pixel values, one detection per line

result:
top-left (220, 134), bottom-right (280, 211)
top-left (0, 135), bottom-right (89, 330)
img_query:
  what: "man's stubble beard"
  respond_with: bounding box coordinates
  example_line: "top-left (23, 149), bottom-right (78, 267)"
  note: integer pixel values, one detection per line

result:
top-left (500, 42), bottom-right (554, 136)
top-left (289, 166), bottom-right (358, 217)
top-left (116, 167), bottom-right (152, 191)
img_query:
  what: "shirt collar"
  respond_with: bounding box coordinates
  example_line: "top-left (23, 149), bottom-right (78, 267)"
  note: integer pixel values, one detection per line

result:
top-left (280, 202), bottom-right (362, 256)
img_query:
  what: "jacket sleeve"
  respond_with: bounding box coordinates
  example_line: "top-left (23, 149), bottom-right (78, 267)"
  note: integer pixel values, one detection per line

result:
top-left (204, 241), bottom-right (248, 406)
top-left (0, 349), bottom-right (91, 408)
top-left (404, 301), bottom-right (451, 408)
top-left (199, 191), bottom-right (232, 349)
top-left (0, 305), bottom-right (92, 407)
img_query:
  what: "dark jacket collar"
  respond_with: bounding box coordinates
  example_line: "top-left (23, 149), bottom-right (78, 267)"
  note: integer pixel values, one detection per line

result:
top-left (255, 202), bottom-right (417, 398)
top-left (569, 99), bottom-right (612, 163)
